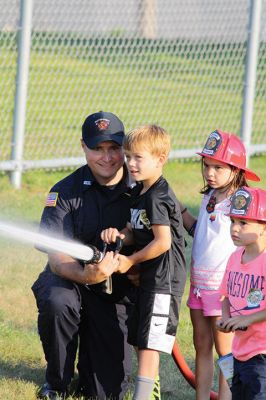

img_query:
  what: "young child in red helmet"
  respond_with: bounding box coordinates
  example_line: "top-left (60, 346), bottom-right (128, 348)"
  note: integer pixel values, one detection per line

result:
top-left (187, 130), bottom-right (260, 400)
top-left (217, 186), bottom-right (266, 399)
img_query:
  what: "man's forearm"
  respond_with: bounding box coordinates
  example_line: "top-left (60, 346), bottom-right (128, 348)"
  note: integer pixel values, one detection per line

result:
top-left (48, 251), bottom-right (119, 285)
top-left (48, 253), bottom-right (87, 284)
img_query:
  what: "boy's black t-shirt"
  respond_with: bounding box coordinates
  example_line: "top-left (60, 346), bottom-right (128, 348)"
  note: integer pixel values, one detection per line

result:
top-left (130, 176), bottom-right (186, 295)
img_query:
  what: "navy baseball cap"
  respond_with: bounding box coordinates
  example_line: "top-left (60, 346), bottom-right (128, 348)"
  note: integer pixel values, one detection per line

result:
top-left (82, 111), bottom-right (125, 149)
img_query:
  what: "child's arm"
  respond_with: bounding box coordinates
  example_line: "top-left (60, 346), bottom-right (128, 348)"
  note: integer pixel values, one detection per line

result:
top-left (180, 203), bottom-right (197, 237)
top-left (217, 297), bottom-right (266, 332)
top-left (216, 297), bottom-right (232, 332)
top-left (116, 224), bottom-right (171, 273)
top-left (222, 296), bottom-right (231, 320)
top-left (101, 222), bottom-right (134, 246)
top-left (223, 308), bottom-right (266, 332)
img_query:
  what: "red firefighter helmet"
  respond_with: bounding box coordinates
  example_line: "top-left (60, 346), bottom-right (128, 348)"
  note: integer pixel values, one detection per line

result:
top-left (196, 130), bottom-right (260, 182)
top-left (228, 186), bottom-right (266, 222)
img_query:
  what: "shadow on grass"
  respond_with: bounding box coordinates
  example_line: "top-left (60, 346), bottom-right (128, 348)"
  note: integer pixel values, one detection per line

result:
top-left (0, 360), bottom-right (82, 399)
top-left (0, 359), bottom-right (44, 385)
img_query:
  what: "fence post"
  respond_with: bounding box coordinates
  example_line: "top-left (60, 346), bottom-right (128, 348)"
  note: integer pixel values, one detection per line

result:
top-left (10, 0), bottom-right (33, 188)
top-left (139, 0), bottom-right (157, 39)
top-left (240, 0), bottom-right (262, 164)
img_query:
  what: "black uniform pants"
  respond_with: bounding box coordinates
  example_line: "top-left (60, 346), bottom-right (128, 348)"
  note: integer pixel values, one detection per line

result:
top-left (32, 268), bottom-right (133, 399)
top-left (77, 285), bottom-right (133, 399)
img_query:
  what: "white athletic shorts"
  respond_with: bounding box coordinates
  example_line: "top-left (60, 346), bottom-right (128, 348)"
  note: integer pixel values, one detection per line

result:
top-left (127, 288), bottom-right (182, 354)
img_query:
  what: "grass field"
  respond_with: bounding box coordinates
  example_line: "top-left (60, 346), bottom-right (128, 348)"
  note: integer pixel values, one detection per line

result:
top-left (0, 156), bottom-right (266, 399)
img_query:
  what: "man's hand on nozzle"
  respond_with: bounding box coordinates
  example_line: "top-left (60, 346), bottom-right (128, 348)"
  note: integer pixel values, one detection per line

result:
top-left (83, 251), bottom-right (119, 285)
top-left (101, 227), bottom-right (125, 244)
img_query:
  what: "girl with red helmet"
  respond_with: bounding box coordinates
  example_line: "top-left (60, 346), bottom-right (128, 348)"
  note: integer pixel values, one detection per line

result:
top-left (217, 187), bottom-right (266, 399)
top-left (187, 130), bottom-right (260, 400)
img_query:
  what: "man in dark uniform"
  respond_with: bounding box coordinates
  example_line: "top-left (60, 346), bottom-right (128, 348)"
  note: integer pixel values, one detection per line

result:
top-left (32, 111), bottom-right (137, 399)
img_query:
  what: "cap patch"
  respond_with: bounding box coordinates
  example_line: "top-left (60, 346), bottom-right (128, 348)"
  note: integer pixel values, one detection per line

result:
top-left (202, 130), bottom-right (222, 156)
top-left (45, 192), bottom-right (58, 207)
top-left (95, 118), bottom-right (110, 131)
top-left (230, 189), bottom-right (252, 216)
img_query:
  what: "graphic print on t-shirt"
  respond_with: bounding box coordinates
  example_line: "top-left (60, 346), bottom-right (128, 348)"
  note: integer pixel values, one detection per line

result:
top-left (131, 208), bottom-right (151, 230)
top-left (227, 270), bottom-right (265, 313)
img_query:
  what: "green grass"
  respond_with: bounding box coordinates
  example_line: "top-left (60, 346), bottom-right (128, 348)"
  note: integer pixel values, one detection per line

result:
top-left (0, 157), bottom-right (266, 399)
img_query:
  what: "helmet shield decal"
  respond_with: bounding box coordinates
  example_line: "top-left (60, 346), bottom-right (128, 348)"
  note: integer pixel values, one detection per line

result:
top-left (230, 189), bottom-right (252, 216)
top-left (201, 131), bottom-right (222, 156)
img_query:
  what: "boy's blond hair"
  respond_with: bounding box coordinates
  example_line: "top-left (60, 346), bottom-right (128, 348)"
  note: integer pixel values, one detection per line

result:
top-left (123, 124), bottom-right (171, 157)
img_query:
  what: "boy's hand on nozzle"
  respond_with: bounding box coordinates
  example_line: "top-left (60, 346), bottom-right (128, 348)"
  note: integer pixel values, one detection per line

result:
top-left (116, 254), bottom-right (133, 274)
top-left (101, 228), bottom-right (125, 244)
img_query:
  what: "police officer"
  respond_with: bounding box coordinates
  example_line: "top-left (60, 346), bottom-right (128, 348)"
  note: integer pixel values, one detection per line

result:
top-left (32, 111), bottom-right (137, 399)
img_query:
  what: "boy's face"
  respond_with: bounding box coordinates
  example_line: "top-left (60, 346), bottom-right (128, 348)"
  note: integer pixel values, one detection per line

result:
top-left (125, 148), bottom-right (165, 184)
top-left (230, 217), bottom-right (266, 248)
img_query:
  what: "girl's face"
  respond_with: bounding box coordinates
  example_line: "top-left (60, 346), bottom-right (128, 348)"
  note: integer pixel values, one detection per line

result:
top-left (203, 157), bottom-right (236, 189)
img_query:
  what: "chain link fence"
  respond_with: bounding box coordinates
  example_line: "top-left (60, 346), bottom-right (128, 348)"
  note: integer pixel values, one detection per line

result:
top-left (0, 0), bottom-right (266, 185)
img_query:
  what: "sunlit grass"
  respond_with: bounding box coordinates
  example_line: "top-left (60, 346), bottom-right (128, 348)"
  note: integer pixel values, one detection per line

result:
top-left (0, 157), bottom-right (266, 399)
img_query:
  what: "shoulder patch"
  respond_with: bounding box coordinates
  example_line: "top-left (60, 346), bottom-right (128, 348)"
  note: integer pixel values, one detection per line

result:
top-left (45, 192), bottom-right (58, 207)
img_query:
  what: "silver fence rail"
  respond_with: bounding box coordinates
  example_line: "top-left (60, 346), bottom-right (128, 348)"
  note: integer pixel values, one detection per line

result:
top-left (0, 0), bottom-right (266, 187)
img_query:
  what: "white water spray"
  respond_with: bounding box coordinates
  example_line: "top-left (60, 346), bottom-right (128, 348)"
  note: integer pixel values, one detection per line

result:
top-left (0, 221), bottom-right (103, 262)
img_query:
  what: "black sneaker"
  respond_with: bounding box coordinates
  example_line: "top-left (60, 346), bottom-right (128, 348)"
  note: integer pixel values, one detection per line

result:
top-left (38, 382), bottom-right (67, 399)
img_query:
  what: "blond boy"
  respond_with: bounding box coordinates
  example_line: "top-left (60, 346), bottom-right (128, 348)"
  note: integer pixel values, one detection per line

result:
top-left (101, 125), bottom-right (186, 400)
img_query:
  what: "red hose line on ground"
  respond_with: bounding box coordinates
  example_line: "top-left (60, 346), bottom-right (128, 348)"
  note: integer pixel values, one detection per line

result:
top-left (172, 341), bottom-right (218, 400)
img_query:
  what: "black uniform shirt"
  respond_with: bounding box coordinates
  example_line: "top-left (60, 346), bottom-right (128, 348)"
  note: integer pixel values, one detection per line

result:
top-left (39, 164), bottom-right (134, 301)
top-left (130, 176), bottom-right (186, 295)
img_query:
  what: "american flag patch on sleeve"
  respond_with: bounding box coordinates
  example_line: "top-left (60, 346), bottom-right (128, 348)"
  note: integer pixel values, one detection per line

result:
top-left (45, 192), bottom-right (58, 207)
